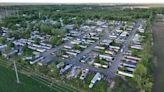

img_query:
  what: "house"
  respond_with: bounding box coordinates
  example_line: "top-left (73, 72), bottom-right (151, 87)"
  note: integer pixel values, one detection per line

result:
top-left (63, 35), bottom-right (73, 41)
top-left (89, 73), bottom-right (102, 88)
top-left (109, 45), bottom-right (120, 50)
top-left (65, 24), bottom-right (74, 30)
top-left (30, 56), bottom-right (44, 64)
top-left (93, 63), bottom-right (101, 67)
top-left (99, 54), bottom-right (113, 61)
top-left (62, 54), bottom-right (69, 58)
top-left (80, 55), bottom-right (91, 63)
top-left (60, 64), bottom-right (73, 75)
top-left (86, 40), bottom-right (95, 43)
top-left (41, 45), bottom-right (52, 50)
top-left (96, 28), bottom-right (103, 32)
top-left (96, 21), bottom-right (106, 26)
top-left (13, 41), bottom-right (25, 46)
top-left (116, 29), bottom-right (123, 33)
top-left (138, 25), bottom-right (145, 33)
top-left (32, 50), bottom-right (39, 56)
top-left (56, 62), bottom-right (65, 69)
top-left (91, 36), bottom-right (99, 40)
top-left (102, 65), bottom-right (108, 68)
top-left (67, 66), bottom-right (80, 79)
top-left (125, 55), bottom-right (141, 61)
top-left (88, 59), bottom-right (95, 65)
top-left (64, 45), bottom-right (72, 49)
top-left (100, 39), bottom-right (112, 46)
top-left (131, 45), bottom-right (143, 50)
top-left (71, 40), bottom-right (81, 44)
top-left (118, 71), bottom-right (134, 77)
top-left (95, 46), bottom-right (105, 50)
top-left (66, 51), bottom-right (77, 56)
top-left (89, 32), bottom-right (97, 36)
top-left (126, 67), bottom-right (135, 72)
top-left (109, 35), bottom-right (117, 39)
top-left (0, 44), bottom-right (7, 50)
top-left (22, 56), bottom-right (33, 60)
top-left (122, 62), bottom-right (136, 68)
top-left (17, 47), bottom-right (24, 55)
top-left (79, 45), bottom-right (87, 49)
top-left (2, 49), bottom-right (18, 58)
top-left (28, 45), bottom-right (46, 52)
top-left (105, 50), bottom-right (114, 55)
top-left (120, 31), bottom-right (129, 37)
top-left (123, 59), bottom-right (137, 63)
top-left (7, 37), bottom-right (15, 41)
top-left (133, 34), bottom-right (141, 43)
top-left (93, 62), bottom-right (108, 69)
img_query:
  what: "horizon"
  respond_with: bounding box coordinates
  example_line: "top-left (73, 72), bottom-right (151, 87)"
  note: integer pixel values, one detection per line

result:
top-left (0, 0), bottom-right (164, 4)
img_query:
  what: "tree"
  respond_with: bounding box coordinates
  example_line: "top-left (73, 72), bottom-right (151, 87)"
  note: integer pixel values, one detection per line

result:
top-left (7, 42), bottom-right (14, 48)
top-left (39, 65), bottom-right (49, 74)
top-left (40, 23), bottom-right (51, 34)
top-left (22, 28), bottom-right (31, 38)
top-left (0, 37), bottom-right (5, 44)
top-left (0, 51), bottom-right (2, 56)
top-left (51, 28), bottom-right (66, 36)
top-left (133, 62), bottom-right (151, 92)
top-left (95, 56), bottom-right (101, 63)
top-left (74, 22), bottom-right (79, 29)
top-left (49, 36), bottom-right (61, 45)
top-left (23, 44), bottom-right (30, 52)
top-left (74, 44), bottom-right (80, 50)
top-left (34, 38), bottom-right (40, 45)
top-left (120, 26), bottom-right (124, 30)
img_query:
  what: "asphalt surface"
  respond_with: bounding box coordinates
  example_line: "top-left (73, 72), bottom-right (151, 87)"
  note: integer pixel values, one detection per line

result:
top-left (105, 22), bottom-right (140, 78)
top-left (40, 28), bottom-right (96, 64)
top-left (64, 22), bottom-right (139, 79)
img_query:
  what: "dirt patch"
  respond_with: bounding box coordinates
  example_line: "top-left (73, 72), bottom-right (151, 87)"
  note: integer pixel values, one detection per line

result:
top-left (152, 22), bottom-right (164, 92)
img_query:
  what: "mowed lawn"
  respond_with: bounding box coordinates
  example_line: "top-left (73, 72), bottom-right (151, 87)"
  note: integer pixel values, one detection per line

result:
top-left (0, 66), bottom-right (75, 92)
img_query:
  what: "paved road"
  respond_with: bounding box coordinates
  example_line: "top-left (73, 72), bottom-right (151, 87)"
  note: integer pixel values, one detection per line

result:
top-left (61, 22), bottom-right (140, 79)
top-left (105, 22), bottom-right (140, 78)
top-left (41, 22), bottom-right (139, 79)
top-left (40, 27), bottom-right (98, 64)
top-left (51, 24), bottom-right (123, 75)
top-left (63, 26), bottom-right (112, 63)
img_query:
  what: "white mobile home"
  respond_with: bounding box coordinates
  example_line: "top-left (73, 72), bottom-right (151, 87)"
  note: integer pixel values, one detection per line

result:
top-left (99, 54), bottom-right (113, 61)
top-left (118, 71), bottom-right (134, 77)
top-left (89, 73), bottom-right (102, 88)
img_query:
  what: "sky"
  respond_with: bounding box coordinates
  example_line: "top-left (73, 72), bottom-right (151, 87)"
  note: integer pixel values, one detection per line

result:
top-left (0, 0), bottom-right (164, 4)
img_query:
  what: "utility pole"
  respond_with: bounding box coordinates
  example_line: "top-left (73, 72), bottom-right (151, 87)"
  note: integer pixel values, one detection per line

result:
top-left (16, 9), bottom-right (19, 18)
top-left (5, 7), bottom-right (7, 17)
top-left (60, 18), bottom-right (64, 27)
top-left (39, 12), bottom-right (41, 19)
top-left (13, 61), bottom-right (20, 84)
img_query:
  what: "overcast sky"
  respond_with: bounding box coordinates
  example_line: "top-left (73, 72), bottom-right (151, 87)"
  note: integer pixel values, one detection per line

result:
top-left (0, 0), bottom-right (164, 4)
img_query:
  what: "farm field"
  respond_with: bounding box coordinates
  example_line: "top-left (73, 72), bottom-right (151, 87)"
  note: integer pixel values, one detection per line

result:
top-left (152, 20), bottom-right (164, 92)
top-left (0, 65), bottom-right (76, 92)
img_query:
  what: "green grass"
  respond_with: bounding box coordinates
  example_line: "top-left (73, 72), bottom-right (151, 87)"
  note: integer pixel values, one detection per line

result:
top-left (143, 4), bottom-right (164, 8)
top-left (0, 66), bottom-right (74, 92)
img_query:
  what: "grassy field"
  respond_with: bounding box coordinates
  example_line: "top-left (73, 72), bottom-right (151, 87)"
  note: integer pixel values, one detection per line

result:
top-left (0, 65), bottom-right (77, 92)
top-left (0, 66), bottom-right (56, 92)
top-left (143, 4), bottom-right (164, 8)
top-left (152, 17), bottom-right (164, 92)
top-left (0, 3), bottom-right (164, 8)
